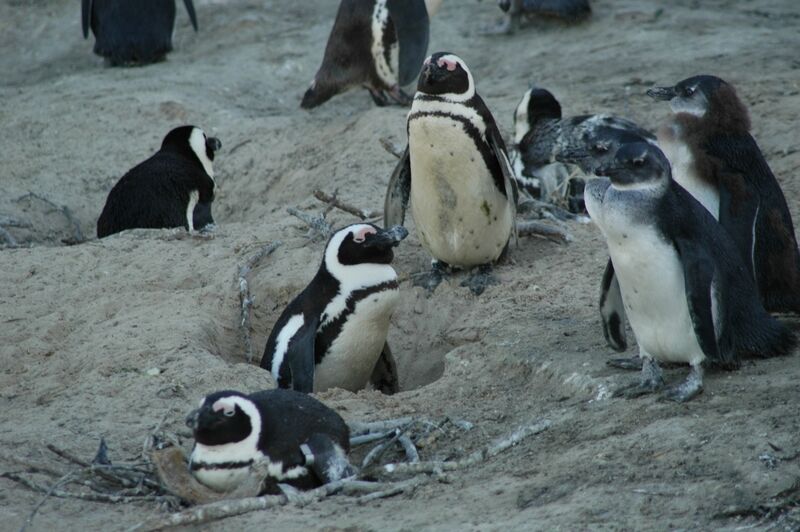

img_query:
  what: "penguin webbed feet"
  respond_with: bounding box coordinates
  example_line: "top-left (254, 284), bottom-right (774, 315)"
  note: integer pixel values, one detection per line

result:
top-left (412, 260), bottom-right (451, 293)
top-left (612, 357), bottom-right (664, 398)
top-left (367, 86), bottom-right (412, 107)
top-left (661, 365), bottom-right (704, 403)
top-left (459, 263), bottom-right (499, 296)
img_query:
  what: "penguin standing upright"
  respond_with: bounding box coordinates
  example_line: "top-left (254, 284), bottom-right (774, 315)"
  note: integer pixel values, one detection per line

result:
top-left (82, 0), bottom-right (198, 66)
top-left (511, 86), bottom-right (655, 213)
top-left (97, 126), bottom-right (221, 238)
top-left (384, 52), bottom-right (518, 294)
top-left (301, 0), bottom-right (431, 108)
top-left (186, 389), bottom-right (353, 494)
top-left (647, 75), bottom-right (800, 314)
top-left (260, 223), bottom-right (408, 394)
top-left (585, 140), bottom-right (795, 402)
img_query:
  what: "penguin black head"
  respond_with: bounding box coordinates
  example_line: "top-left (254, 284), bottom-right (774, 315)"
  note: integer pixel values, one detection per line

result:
top-left (161, 125), bottom-right (222, 178)
top-left (186, 390), bottom-right (257, 447)
top-left (417, 52), bottom-right (474, 100)
top-left (324, 224), bottom-right (409, 275)
top-left (513, 87), bottom-right (563, 143)
top-left (595, 142), bottom-right (671, 189)
top-left (646, 75), bottom-right (750, 132)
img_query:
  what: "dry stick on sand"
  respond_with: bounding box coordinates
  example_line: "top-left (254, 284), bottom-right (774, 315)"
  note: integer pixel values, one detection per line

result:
top-left (516, 220), bottom-right (573, 244)
top-left (287, 207), bottom-right (332, 240)
top-left (379, 137), bottom-right (404, 159)
top-left (237, 241), bottom-right (283, 362)
top-left (15, 192), bottom-right (85, 245)
top-left (312, 189), bottom-right (380, 221)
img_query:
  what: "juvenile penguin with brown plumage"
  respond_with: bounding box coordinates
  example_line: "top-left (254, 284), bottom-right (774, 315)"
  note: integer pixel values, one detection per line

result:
top-left (647, 75), bottom-right (800, 314)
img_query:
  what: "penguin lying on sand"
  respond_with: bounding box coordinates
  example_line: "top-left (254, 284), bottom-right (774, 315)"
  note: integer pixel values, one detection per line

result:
top-left (260, 223), bottom-right (408, 394)
top-left (585, 140), bottom-right (796, 402)
top-left (488, 0), bottom-right (591, 34)
top-left (647, 75), bottom-right (800, 315)
top-left (186, 389), bottom-right (353, 494)
top-left (82, 0), bottom-right (198, 66)
top-left (97, 126), bottom-right (220, 238)
top-left (384, 52), bottom-right (518, 295)
top-left (511, 86), bottom-right (655, 214)
top-left (301, 0), bottom-right (431, 108)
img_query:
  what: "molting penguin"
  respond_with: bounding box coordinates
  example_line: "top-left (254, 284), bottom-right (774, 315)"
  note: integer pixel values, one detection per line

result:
top-left (489, 0), bottom-right (591, 34)
top-left (96, 125), bottom-right (221, 238)
top-left (585, 140), bottom-right (796, 402)
top-left (260, 223), bottom-right (408, 394)
top-left (384, 52), bottom-right (518, 295)
top-left (186, 389), bottom-right (353, 494)
top-left (511, 86), bottom-right (655, 214)
top-left (82, 0), bottom-right (198, 66)
top-left (301, 0), bottom-right (431, 108)
top-left (647, 75), bottom-right (800, 315)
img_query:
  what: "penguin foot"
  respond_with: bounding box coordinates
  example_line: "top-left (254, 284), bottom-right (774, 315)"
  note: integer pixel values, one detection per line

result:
top-left (387, 86), bottom-right (413, 106)
top-left (459, 264), bottom-right (499, 296)
top-left (412, 261), bottom-right (450, 293)
top-left (612, 357), bottom-right (664, 398)
top-left (661, 366), bottom-right (704, 403)
top-left (606, 355), bottom-right (643, 371)
top-left (367, 88), bottom-right (391, 107)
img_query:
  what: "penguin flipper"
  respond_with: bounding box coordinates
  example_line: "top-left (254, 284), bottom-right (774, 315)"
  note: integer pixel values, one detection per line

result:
top-left (300, 433), bottom-right (355, 484)
top-left (81, 0), bottom-right (92, 38)
top-left (384, 146), bottom-right (411, 228)
top-left (286, 317), bottom-right (319, 393)
top-left (673, 237), bottom-right (725, 364)
top-left (599, 259), bottom-right (628, 352)
top-left (387, 0), bottom-right (430, 87)
top-left (370, 342), bottom-right (399, 395)
top-left (183, 0), bottom-right (199, 31)
top-left (487, 125), bottom-right (520, 206)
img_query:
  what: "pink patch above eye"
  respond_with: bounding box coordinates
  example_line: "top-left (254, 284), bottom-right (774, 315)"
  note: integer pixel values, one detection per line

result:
top-left (212, 399), bottom-right (234, 412)
top-left (354, 226), bottom-right (377, 242)
top-left (437, 57), bottom-right (458, 71)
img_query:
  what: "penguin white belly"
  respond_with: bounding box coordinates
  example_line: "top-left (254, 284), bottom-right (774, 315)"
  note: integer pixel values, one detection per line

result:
top-left (370, 0), bottom-right (398, 87)
top-left (604, 221), bottom-right (706, 366)
top-left (189, 444), bottom-right (263, 492)
top-left (314, 288), bottom-right (400, 392)
top-left (658, 133), bottom-right (719, 219)
top-left (408, 117), bottom-right (513, 267)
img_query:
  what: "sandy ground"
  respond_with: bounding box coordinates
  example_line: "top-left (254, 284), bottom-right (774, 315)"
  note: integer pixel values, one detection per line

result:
top-left (1, 0), bottom-right (800, 530)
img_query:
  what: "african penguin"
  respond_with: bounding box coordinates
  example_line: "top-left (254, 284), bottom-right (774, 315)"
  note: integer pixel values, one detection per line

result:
top-left (647, 75), bottom-right (800, 315)
top-left (489, 0), bottom-right (591, 34)
top-left (186, 389), bottom-right (353, 494)
top-left (82, 0), bottom-right (198, 66)
top-left (96, 125), bottom-right (221, 238)
top-left (384, 52), bottom-right (518, 295)
top-left (301, 0), bottom-right (431, 108)
top-left (585, 140), bottom-right (795, 402)
top-left (260, 223), bottom-right (408, 394)
top-left (511, 86), bottom-right (656, 214)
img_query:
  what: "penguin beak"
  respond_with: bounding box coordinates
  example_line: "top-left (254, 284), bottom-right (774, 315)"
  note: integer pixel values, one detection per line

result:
top-left (646, 86), bottom-right (677, 101)
top-left (185, 409), bottom-right (200, 431)
top-left (206, 137), bottom-right (222, 153)
top-left (363, 226), bottom-right (409, 249)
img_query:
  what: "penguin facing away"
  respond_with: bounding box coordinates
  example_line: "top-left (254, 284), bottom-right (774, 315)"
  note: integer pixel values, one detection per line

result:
top-left (384, 52), bottom-right (518, 295)
top-left (96, 125), bottom-right (221, 239)
top-left (511, 86), bottom-right (656, 214)
top-left (490, 0), bottom-right (591, 34)
top-left (260, 223), bottom-right (408, 394)
top-left (82, 0), bottom-right (198, 66)
top-left (647, 75), bottom-right (800, 315)
top-left (186, 389), bottom-right (353, 494)
top-left (301, 0), bottom-right (430, 108)
top-left (585, 140), bottom-right (795, 402)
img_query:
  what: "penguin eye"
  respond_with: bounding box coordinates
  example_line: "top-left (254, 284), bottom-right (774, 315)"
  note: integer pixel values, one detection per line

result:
top-left (223, 408), bottom-right (235, 417)
top-left (684, 86), bottom-right (695, 97)
top-left (632, 157), bottom-right (645, 167)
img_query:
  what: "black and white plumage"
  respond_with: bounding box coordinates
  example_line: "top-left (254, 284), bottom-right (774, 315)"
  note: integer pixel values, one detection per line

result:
top-left (96, 125), bottom-right (220, 239)
top-left (186, 389), bottom-right (353, 494)
top-left (511, 86), bottom-right (655, 214)
top-left (384, 52), bottom-right (518, 294)
top-left (491, 0), bottom-right (591, 34)
top-left (301, 0), bottom-right (430, 109)
top-left (647, 74), bottom-right (800, 315)
top-left (585, 140), bottom-right (795, 402)
top-left (81, 0), bottom-right (198, 66)
top-left (260, 224), bottom-right (408, 394)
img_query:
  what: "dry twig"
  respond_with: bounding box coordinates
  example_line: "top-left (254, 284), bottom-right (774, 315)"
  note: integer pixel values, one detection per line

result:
top-left (312, 189), bottom-right (380, 220)
top-left (286, 207), bottom-right (332, 241)
top-left (236, 241), bottom-right (282, 362)
top-left (379, 137), bottom-right (404, 159)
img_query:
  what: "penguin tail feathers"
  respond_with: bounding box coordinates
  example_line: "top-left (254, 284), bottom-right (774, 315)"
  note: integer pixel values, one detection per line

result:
top-left (739, 316), bottom-right (797, 360)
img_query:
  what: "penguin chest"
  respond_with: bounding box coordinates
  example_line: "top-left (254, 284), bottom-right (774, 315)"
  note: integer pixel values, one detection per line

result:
top-left (189, 444), bottom-right (263, 492)
top-left (601, 212), bottom-right (708, 366)
top-left (658, 128), bottom-right (719, 219)
top-left (370, 0), bottom-right (399, 87)
top-left (314, 287), bottom-right (400, 393)
top-left (408, 117), bottom-right (514, 267)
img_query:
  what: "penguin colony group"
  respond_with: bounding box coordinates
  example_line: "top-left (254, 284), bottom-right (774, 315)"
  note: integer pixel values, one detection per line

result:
top-left (78, 0), bottom-right (798, 496)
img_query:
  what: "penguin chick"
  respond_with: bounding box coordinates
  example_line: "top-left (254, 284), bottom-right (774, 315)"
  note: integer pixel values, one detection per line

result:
top-left (512, 86), bottom-right (655, 214)
top-left (647, 74), bottom-right (800, 315)
top-left (186, 389), bottom-right (353, 494)
top-left (82, 0), bottom-right (198, 66)
top-left (301, 0), bottom-right (430, 109)
top-left (260, 223), bottom-right (408, 394)
top-left (586, 140), bottom-right (795, 402)
top-left (384, 52), bottom-right (518, 295)
top-left (96, 125), bottom-right (221, 238)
